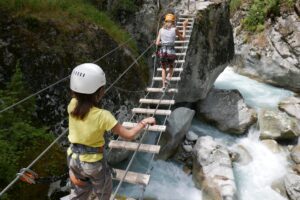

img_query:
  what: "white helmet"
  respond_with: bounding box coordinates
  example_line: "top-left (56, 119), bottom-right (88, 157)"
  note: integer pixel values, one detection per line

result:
top-left (70, 63), bottom-right (106, 94)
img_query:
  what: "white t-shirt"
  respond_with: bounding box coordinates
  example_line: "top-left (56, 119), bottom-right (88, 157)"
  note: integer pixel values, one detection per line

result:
top-left (160, 27), bottom-right (176, 45)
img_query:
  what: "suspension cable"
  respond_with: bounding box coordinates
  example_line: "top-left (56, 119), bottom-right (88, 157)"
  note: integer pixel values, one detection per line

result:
top-left (0, 42), bottom-right (153, 197)
top-left (0, 37), bottom-right (134, 115)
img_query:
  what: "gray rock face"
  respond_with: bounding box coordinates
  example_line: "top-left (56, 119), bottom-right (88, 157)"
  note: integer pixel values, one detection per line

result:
top-left (233, 12), bottom-right (300, 92)
top-left (279, 97), bottom-right (300, 120)
top-left (176, 0), bottom-right (234, 102)
top-left (193, 136), bottom-right (237, 200)
top-left (284, 173), bottom-right (300, 200)
top-left (196, 89), bottom-right (257, 134)
top-left (158, 107), bottom-right (195, 160)
top-left (186, 130), bottom-right (199, 141)
top-left (259, 109), bottom-right (300, 140)
top-left (291, 145), bottom-right (300, 164)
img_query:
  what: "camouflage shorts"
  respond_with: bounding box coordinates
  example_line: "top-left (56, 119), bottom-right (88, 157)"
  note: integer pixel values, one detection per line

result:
top-left (68, 157), bottom-right (112, 200)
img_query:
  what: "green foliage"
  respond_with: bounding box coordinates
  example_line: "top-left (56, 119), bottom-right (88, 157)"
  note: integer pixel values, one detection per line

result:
top-left (230, 0), bottom-right (242, 14)
top-left (243, 0), bottom-right (280, 32)
top-left (0, 0), bottom-right (138, 52)
top-left (0, 64), bottom-right (65, 199)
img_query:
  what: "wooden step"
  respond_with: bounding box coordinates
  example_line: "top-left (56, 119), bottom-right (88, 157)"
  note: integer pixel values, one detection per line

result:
top-left (175, 40), bottom-right (189, 43)
top-left (109, 140), bottom-right (160, 154)
top-left (176, 26), bottom-right (193, 29)
top-left (132, 108), bottom-right (172, 116)
top-left (178, 17), bottom-right (194, 21)
top-left (177, 21), bottom-right (193, 25)
top-left (122, 121), bottom-right (166, 132)
top-left (139, 98), bottom-right (175, 105)
top-left (153, 77), bottom-right (181, 81)
top-left (175, 52), bottom-right (186, 56)
top-left (178, 30), bottom-right (192, 33)
top-left (179, 14), bottom-right (196, 17)
top-left (175, 46), bottom-right (188, 49)
top-left (176, 35), bottom-right (190, 38)
top-left (175, 60), bottom-right (185, 63)
top-left (113, 169), bottom-right (150, 186)
top-left (157, 68), bottom-right (183, 72)
top-left (61, 195), bottom-right (136, 200)
top-left (146, 87), bottom-right (178, 93)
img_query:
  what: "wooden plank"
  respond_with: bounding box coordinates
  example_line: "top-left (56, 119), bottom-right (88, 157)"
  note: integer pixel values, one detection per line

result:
top-left (61, 194), bottom-right (136, 200)
top-left (178, 30), bottom-right (192, 33)
top-left (153, 77), bottom-right (181, 81)
top-left (175, 60), bottom-right (185, 63)
top-left (176, 35), bottom-right (190, 38)
top-left (175, 52), bottom-right (186, 56)
top-left (132, 108), bottom-right (172, 116)
top-left (175, 40), bottom-right (189, 43)
top-left (139, 98), bottom-right (175, 105)
top-left (157, 68), bottom-right (183, 72)
top-left (113, 169), bottom-right (150, 186)
top-left (177, 21), bottom-right (193, 25)
top-left (175, 46), bottom-right (188, 49)
top-left (176, 26), bottom-right (193, 29)
top-left (146, 87), bottom-right (178, 93)
top-left (122, 122), bottom-right (166, 132)
top-left (109, 140), bottom-right (160, 154)
top-left (178, 17), bottom-right (194, 21)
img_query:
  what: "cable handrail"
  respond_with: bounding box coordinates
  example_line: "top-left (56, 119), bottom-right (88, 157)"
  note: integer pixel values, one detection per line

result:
top-left (0, 37), bottom-right (134, 115)
top-left (0, 42), bottom-right (154, 198)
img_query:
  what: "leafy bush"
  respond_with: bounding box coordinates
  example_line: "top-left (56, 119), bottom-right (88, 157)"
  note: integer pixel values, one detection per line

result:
top-left (243, 0), bottom-right (280, 32)
top-left (0, 64), bottom-right (65, 199)
top-left (230, 0), bottom-right (242, 14)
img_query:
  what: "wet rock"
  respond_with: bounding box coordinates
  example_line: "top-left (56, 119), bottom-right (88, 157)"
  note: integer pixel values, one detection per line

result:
top-left (158, 107), bottom-right (195, 160)
top-left (196, 89), bottom-right (257, 134)
top-left (259, 109), bottom-right (300, 140)
top-left (182, 144), bottom-right (193, 153)
top-left (107, 147), bottom-right (131, 165)
top-left (193, 136), bottom-right (237, 200)
top-left (183, 165), bottom-right (192, 175)
top-left (292, 164), bottom-right (300, 175)
top-left (291, 145), bottom-right (300, 164)
top-left (284, 173), bottom-right (300, 200)
top-left (261, 139), bottom-right (281, 153)
top-left (279, 97), bottom-right (300, 120)
top-left (230, 145), bottom-right (253, 165)
top-left (186, 131), bottom-right (199, 141)
top-left (271, 178), bottom-right (289, 199)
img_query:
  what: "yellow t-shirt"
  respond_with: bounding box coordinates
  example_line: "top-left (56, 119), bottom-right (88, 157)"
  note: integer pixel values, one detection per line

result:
top-left (67, 98), bottom-right (118, 162)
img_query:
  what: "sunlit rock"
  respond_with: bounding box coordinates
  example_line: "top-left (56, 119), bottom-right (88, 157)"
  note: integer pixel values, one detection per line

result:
top-left (196, 89), bottom-right (257, 134)
top-left (193, 136), bottom-right (237, 200)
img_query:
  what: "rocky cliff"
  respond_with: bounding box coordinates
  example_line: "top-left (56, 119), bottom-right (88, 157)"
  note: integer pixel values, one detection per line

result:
top-left (176, 0), bottom-right (234, 102)
top-left (232, 0), bottom-right (300, 93)
top-left (0, 7), bottom-right (147, 129)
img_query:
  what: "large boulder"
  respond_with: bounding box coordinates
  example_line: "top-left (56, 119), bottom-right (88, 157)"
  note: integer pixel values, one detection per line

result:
top-left (284, 173), bottom-right (300, 200)
top-left (230, 145), bottom-right (253, 165)
top-left (196, 89), bottom-right (257, 134)
top-left (258, 109), bottom-right (300, 140)
top-left (279, 97), bottom-right (300, 120)
top-left (175, 0), bottom-right (234, 102)
top-left (158, 107), bottom-right (195, 160)
top-left (291, 145), bottom-right (300, 164)
top-left (193, 136), bottom-right (237, 200)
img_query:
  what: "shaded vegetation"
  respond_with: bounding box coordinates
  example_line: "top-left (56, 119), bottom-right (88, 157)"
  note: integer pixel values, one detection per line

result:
top-left (0, 0), bottom-right (138, 52)
top-left (0, 63), bottom-right (66, 200)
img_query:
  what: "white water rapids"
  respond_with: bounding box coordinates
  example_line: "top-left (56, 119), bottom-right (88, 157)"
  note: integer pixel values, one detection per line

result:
top-left (118, 67), bottom-right (294, 200)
